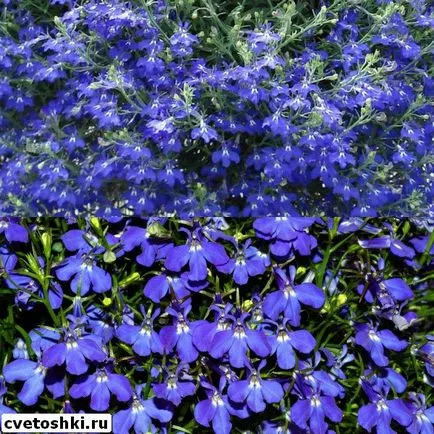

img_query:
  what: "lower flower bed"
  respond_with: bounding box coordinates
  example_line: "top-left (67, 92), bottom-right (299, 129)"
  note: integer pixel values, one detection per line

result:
top-left (0, 217), bottom-right (433, 433)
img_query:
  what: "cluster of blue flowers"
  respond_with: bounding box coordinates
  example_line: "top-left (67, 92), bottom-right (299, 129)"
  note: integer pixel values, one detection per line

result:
top-left (0, 217), bottom-right (433, 433)
top-left (0, 0), bottom-right (433, 216)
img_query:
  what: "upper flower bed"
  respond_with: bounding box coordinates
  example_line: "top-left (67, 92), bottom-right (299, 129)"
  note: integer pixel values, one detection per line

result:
top-left (0, 0), bottom-right (433, 217)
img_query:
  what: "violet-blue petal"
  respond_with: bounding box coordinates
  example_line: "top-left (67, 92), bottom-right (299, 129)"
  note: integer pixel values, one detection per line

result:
top-left (228, 380), bottom-right (249, 403)
top-left (378, 329), bottom-right (407, 351)
top-left (194, 399), bottom-right (214, 427)
top-left (261, 380), bottom-right (283, 404)
top-left (108, 374), bottom-right (133, 402)
top-left (321, 396), bottom-right (343, 422)
top-left (42, 343), bottom-right (67, 368)
top-left (144, 275), bottom-right (169, 302)
top-left (3, 359), bottom-right (37, 382)
top-left (116, 325), bottom-right (141, 345)
top-left (212, 405), bottom-right (232, 434)
top-left (90, 382), bottom-right (110, 411)
top-left (18, 373), bottom-right (44, 406)
top-left (79, 338), bottom-right (106, 362)
top-left (90, 266), bottom-right (112, 293)
top-left (165, 245), bottom-right (190, 272)
top-left (202, 242), bottom-right (229, 266)
top-left (384, 278), bottom-right (413, 301)
top-left (113, 409), bottom-right (135, 434)
top-left (246, 330), bottom-right (271, 357)
top-left (210, 330), bottom-right (233, 358)
top-left (388, 399), bottom-right (412, 426)
top-left (295, 283), bottom-right (325, 309)
top-left (263, 290), bottom-right (286, 320)
top-left (291, 399), bottom-right (311, 429)
top-left (289, 330), bottom-right (316, 353)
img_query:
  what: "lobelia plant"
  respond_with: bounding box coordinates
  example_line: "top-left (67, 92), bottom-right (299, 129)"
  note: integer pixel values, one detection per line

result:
top-left (0, 1), bottom-right (432, 217)
top-left (0, 217), bottom-right (432, 433)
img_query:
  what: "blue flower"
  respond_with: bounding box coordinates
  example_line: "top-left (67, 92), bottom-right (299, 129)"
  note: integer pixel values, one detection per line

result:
top-left (113, 393), bottom-right (172, 434)
top-left (143, 272), bottom-right (189, 302)
top-left (160, 306), bottom-right (200, 363)
top-left (55, 255), bottom-right (112, 295)
top-left (61, 229), bottom-right (117, 254)
top-left (263, 266), bottom-right (325, 326)
top-left (0, 219), bottom-right (28, 243)
top-left (254, 217), bottom-right (317, 257)
top-left (418, 336), bottom-right (434, 384)
top-left (291, 385), bottom-right (343, 434)
top-left (194, 381), bottom-right (248, 434)
top-left (153, 365), bottom-right (195, 406)
top-left (192, 304), bottom-right (233, 353)
top-left (116, 309), bottom-right (163, 357)
top-left (165, 228), bottom-right (229, 281)
top-left (121, 222), bottom-right (172, 267)
top-left (355, 323), bottom-right (407, 367)
top-left (227, 361), bottom-right (284, 413)
top-left (217, 240), bottom-right (270, 285)
top-left (209, 313), bottom-right (271, 368)
top-left (191, 118), bottom-right (218, 143)
top-left (268, 321), bottom-right (316, 369)
top-left (212, 142), bottom-right (240, 168)
top-left (358, 379), bottom-right (412, 433)
top-left (42, 326), bottom-right (106, 375)
top-left (70, 364), bottom-right (133, 411)
top-left (3, 359), bottom-right (46, 406)
top-left (406, 392), bottom-right (434, 434)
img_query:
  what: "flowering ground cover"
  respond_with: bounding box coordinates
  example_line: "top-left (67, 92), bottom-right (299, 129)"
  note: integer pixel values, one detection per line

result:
top-left (0, 217), bottom-right (433, 433)
top-left (0, 0), bottom-right (433, 216)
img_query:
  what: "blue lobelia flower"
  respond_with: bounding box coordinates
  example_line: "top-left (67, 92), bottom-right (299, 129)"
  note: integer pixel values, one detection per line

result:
top-left (3, 359), bottom-right (46, 406)
top-left (253, 217), bottom-right (317, 257)
top-left (153, 364), bottom-right (196, 406)
top-left (42, 323), bottom-right (107, 375)
top-left (321, 345), bottom-right (355, 380)
top-left (116, 308), bottom-right (163, 357)
top-left (263, 266), bottom-right (325, 326)
top-left (194, 380), bottom-right (248, 434)
top-left (5, 265), bottom-right (64, 310)
top-left (120, 221), bottom-right (172, 267)
top-left (356, 258), bottom-right (413, 306)
top-left (227, 361), bottom-right (284, 413)
top-left (69, 363), bottom-right (133, 411)
top-left (61, 228), bottom-right (117, 254)
top-left (143, 272), bottom-right (189, 303)
top-left (405, 392), bottom-right (434, 434)
top-left (267, 320), bottom-right (316, 370)
top-left (358, 379), bottom-right (412, 433)
top-left (113, 387), bottom-right (172, 434)
top-left (55, 254), bottom-right (112, 295)
top-left (290, 384), bottom-right (343, 434)
top-left (164, 227), bottom-right (229, 281)
top-left (0, 218), bottom-right (28, 243)
top-left (29, 327), bottom-right (61, 359)
top-left (85, 305), bottom-right (115, 344)
top-left (160, 306), bottom-right (200, 363)
top-left (217, 240), bottom-right (270, 285)
top-left (358, 223), bottom-right (415, 259)
top-left (354, 323), bottom-right (407, 367)
top-left (294, 356), bottom-right (346, 400)
top-left (209, 312), bottom-right (271, 368)
top-left (192, 304), bottom-right (233, 353)
top-left (362, 366), bottom-right (407, 394)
